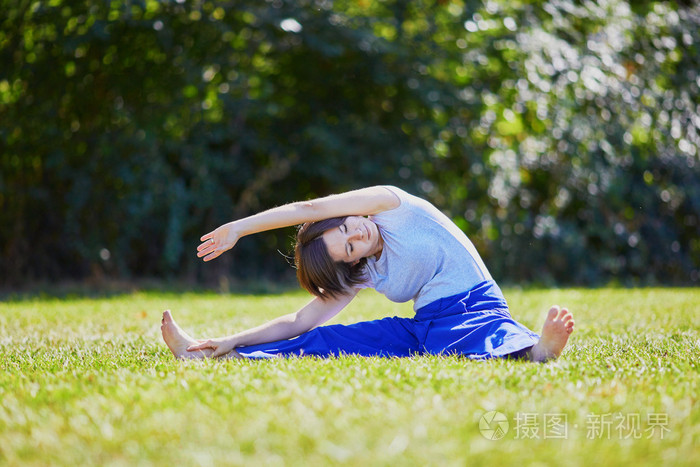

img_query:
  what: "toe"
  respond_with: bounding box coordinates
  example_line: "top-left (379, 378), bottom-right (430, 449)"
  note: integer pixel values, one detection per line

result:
top-left (547, 306), bottom-right (560, 320)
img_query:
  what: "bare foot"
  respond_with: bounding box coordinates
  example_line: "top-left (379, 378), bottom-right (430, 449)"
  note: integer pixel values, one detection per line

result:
top-left (530, 306), bottom-right (575, 362)
top-left (161, 310), bottom-right (213, 360)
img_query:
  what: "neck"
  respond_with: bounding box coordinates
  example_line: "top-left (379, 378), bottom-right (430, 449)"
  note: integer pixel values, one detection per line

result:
top-left (373, 230), bottom-right (384, 260)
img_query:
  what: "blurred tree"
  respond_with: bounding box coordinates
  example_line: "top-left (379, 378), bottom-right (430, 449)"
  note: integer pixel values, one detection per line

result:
top-left (0, 0), bottom-right (698, 288)
top-left (424, 0), bottom-right (700, 285)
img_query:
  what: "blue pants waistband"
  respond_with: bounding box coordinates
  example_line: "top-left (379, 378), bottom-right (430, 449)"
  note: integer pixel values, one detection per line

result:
top-left (413, 280), bottom-right (508, 322)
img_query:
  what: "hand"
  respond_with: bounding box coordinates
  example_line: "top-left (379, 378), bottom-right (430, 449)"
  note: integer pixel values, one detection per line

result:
top-left (187, 336), bottom-right (237, 358)
top-left (197, 222), bottom-right (240, 262)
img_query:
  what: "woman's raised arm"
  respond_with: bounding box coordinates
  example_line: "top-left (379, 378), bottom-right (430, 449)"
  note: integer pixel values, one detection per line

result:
top-left (197, 185), bottom-right (399, 262)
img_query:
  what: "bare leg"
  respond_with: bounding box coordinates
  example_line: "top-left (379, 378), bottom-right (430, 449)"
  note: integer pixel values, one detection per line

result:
top-left (160, 310), bottom-right (241, 360)
top-left (529, 306), bottom-right (575, 362)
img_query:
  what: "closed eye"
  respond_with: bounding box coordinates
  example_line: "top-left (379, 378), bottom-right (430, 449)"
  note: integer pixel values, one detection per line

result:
top-left (341, 224), bottom-right (351, 257)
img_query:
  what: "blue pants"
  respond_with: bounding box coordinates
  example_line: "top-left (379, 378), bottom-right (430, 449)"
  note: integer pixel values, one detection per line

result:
top-left (236, 281), bottom-right (540, 360)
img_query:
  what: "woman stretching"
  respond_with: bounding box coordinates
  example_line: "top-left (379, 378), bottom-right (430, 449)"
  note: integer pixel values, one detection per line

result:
top-left (161, 186), bottom-right (574, 362)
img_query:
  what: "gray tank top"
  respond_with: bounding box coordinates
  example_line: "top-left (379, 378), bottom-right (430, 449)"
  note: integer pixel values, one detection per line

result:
top-left (361, 186), bottom-right (493, 311)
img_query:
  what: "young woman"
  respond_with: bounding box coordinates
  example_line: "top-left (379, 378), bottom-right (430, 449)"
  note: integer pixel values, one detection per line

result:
top-left (161, 186), bottom-right (574, 362)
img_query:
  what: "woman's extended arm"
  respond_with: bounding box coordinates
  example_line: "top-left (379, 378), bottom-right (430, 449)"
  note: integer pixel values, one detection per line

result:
top-left (186, 290), bottom-right (358, 358)
top-left (197, 186), bottom-right (400, 262)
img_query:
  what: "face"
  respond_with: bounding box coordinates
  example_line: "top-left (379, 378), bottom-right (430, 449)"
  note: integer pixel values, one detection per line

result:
top-left (322, 216), bottom-right (383, 265)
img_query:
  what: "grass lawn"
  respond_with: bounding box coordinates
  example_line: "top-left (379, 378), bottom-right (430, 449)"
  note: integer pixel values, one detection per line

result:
top-left (1, 287), bottom-right (698, 466)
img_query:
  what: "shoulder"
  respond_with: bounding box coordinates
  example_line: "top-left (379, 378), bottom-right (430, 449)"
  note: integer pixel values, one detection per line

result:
top-left (374, 185), bottom-right (408, 210)
top-left (374, 186), bottom-right (403, 207)
top-left (369, 187), bottom-right (420, 225)
top-left (337, 185), bottom-right (412, 213)
top-left (372, 187), bottom-right (446, 226)
top-left (377, 186), bottom-right (437, 214)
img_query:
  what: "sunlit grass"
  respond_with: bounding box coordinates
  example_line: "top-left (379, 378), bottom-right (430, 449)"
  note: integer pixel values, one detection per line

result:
top-left (1, 288), bottom-right (698, 466)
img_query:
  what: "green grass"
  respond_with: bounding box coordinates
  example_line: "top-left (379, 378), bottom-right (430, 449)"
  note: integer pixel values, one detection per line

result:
top-left (1, 287), bottom-right (698, 466)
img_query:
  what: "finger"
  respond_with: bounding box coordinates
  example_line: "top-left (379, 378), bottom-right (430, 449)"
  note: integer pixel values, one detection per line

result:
top-left (187, 341), bottom-right (211, 351)
top-left (197, 237), bottom-right (217, 252)
top-left (197, 245), bottom-right (217, 258)
top-left (198, 249), bottom-right (218, 260)
top-left (200, 232), bottom-right (214, 242)
top-left (212, 347), bottom-right (228, 358)
top-left (197, 243), bottom-right (215, 254)
top-left (203, 250), bottom-right (223, 262)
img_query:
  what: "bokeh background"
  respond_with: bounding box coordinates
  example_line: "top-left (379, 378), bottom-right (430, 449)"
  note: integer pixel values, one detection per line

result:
top-left (1, 0), bottom-right (699, 290)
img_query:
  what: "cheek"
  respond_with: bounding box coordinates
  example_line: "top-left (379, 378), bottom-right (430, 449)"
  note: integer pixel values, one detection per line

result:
top-left (322, 233), bottom-right (343, 262)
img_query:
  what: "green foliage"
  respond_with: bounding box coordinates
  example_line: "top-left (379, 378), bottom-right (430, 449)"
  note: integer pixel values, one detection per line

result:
top-left (0, 288), bottom-right (698, 465)
top-left (1, 0), bottom-right (698, 286)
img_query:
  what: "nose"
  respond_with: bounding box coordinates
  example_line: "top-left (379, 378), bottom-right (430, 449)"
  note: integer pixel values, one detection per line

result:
top-left (348, 228), bottom-right (363, 241)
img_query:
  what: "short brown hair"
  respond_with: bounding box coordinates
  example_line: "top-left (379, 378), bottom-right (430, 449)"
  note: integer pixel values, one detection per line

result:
top-left (295, 217), bottom-right (367, 300)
